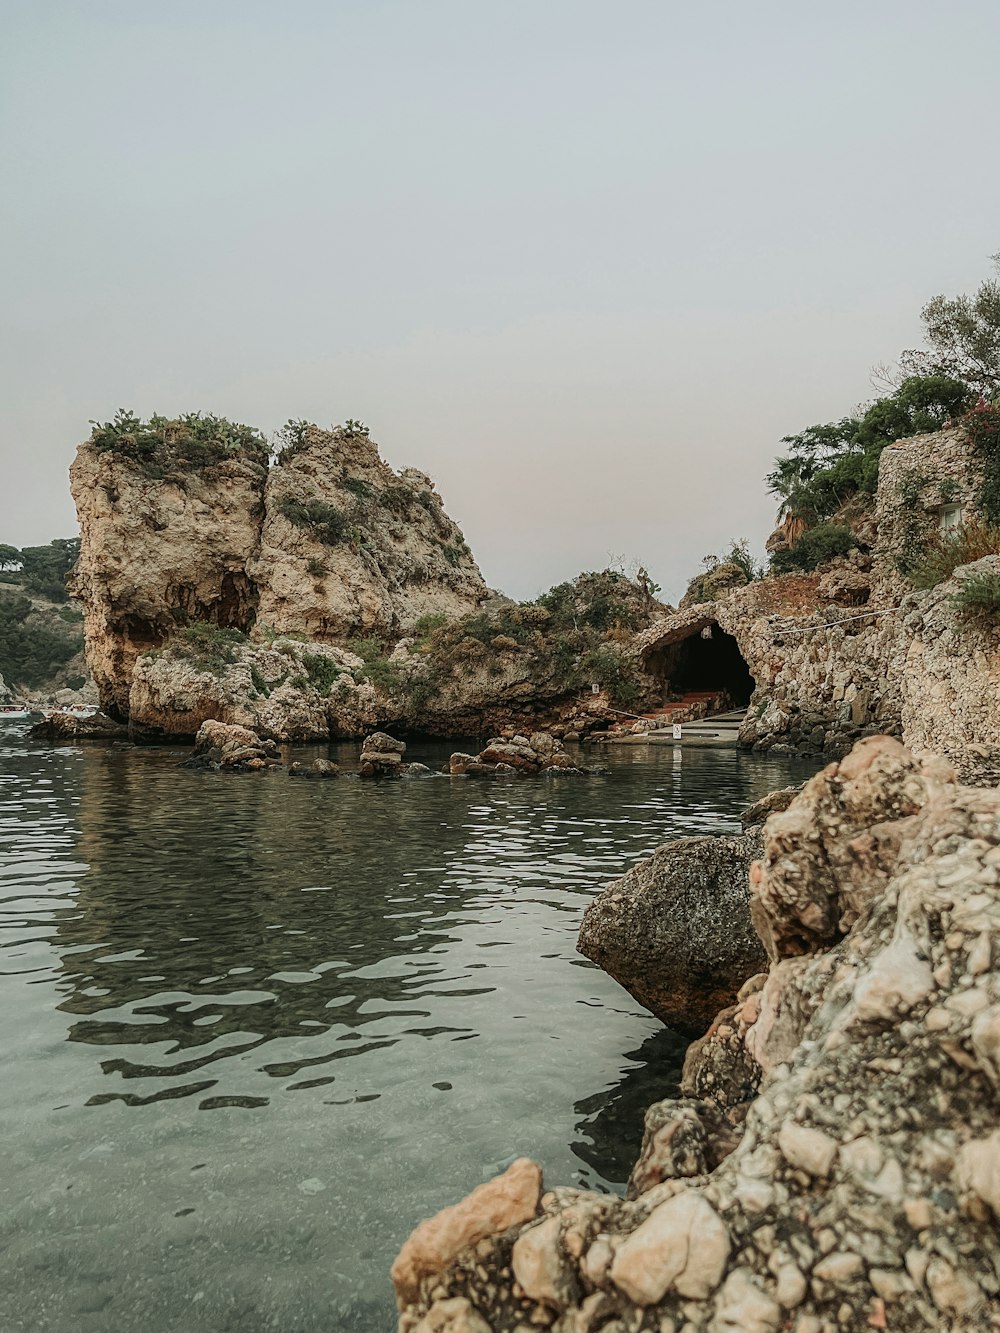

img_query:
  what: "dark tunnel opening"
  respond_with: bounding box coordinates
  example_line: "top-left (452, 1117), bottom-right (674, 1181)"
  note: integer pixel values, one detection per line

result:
top-left (644, 624), bottom-right (755, 709)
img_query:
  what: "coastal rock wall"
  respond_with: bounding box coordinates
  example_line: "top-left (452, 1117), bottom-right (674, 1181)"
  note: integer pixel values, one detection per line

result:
top-left (873, 427), bottom-right (982, 599)
top-left (128, 638), bottom-right (385, 741)
top-left (899, 554), bottom-right (1000, 782)
top-left (635, 569), bottom-right (901, 758)
top-left (70, 446), bottom-right (264, 719)
top-left (392, 738), bottom-right (1000, 1332)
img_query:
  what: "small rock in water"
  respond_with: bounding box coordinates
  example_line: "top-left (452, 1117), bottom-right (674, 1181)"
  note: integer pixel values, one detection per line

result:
top-left (298, 1177), bottom-right (327, 1195)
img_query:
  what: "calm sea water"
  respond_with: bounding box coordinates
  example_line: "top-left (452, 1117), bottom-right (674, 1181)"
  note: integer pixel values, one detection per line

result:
top-left (0, 728), bottom-right (815, 1332)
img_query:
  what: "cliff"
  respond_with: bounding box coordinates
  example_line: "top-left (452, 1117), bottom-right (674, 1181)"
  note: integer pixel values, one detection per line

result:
top-left (70, 414), bottom-right (488, 725)
top-left (249, 423), bottom-right (487, 641)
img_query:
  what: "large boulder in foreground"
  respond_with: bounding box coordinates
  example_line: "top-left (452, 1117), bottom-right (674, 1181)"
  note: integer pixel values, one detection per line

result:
top-left (393, 738), bottom-right (1000, 1332)
top-left (577, 831), bottom-right (767, 1035)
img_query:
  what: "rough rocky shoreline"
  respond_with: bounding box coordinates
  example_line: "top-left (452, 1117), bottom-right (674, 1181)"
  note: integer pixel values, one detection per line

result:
top-left (391, 738), bottom-right (1000, 1332)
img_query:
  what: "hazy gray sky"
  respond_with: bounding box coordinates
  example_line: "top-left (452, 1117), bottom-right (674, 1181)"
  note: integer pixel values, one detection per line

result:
top-left (2, 1), bottom-right (998, 602)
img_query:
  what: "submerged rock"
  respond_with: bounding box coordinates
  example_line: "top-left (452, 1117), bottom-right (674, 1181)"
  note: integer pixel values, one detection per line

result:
top-left (288, 758), bottom-right (340, 780)
top-left (447, 732), bottom-right (598, 779)
top-left (577, 830), bottom-right (767, 1035)
top-left (28, 710), bottom-right (127, 742)
top-left (393, 736), bottom-right (1000, 1331)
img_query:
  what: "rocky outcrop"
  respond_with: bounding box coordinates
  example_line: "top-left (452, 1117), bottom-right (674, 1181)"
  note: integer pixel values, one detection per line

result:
top-left (250, 425), bottom-right (487, 641)
top-left (872, 427), bottom-right (981, 599)
top-left (128, 635), bottom-right (382, 740)
top-left (183, 718), bottom-right (282, 771)
top-left (359, 731), bottom-right (408, 777)
top-left (577, 832), bottom-right (767, 1035)
top-left (392, 737), bottom-right (1000, 1332)
top-left (70, 442), bottom-right (264, 719)
top-left (449, 732), bottom-right (595, 778)
top-left (28, 710), bottom-right (128, 741)
top-left (70, 419), bottom-right (488, 726)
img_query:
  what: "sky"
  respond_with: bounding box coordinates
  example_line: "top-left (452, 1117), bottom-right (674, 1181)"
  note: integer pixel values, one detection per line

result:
top-left (1, 1), bottom-right (998, 603)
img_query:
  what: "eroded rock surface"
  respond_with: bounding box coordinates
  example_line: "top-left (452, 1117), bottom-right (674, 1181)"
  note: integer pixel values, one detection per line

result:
top-left (250, 425), bottom-right (487, 641)
top-left (70, 422), bottom-right (487, 726)
top-left (577, 831), bottom-right (767, 1034)
top-left (70, 443), bottom-right (265, 719)
top-left (392, 737), bottom-right (1000, 1332)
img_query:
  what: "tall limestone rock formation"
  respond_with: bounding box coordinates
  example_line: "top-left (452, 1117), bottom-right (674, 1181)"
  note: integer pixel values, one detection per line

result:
top-left (250, 423), bottom-right (487, 640)
top-left (70, 426), bottom-right (266, 719)
top-left (70, 415), bottom-right (488, 723)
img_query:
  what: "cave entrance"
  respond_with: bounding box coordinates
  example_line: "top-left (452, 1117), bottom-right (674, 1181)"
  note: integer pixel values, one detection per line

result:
top-left (644, 623), bottom-right (755, 709)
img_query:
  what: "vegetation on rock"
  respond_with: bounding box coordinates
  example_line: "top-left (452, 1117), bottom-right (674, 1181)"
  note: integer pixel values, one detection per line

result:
top-left (953, 567), bottom-right (1000, 623)
top-left (167, 622), bottom-right (250, 675)
top-left (278, 496), bottom-right (349, 546)
top-left (905, 519), bottom-right (1000, 590)
top-left (408, 570), bottom-right (662, 711)
top-left (767, 374), bottom-right (973, 527)
top-left (769, 522), bottom-right (858, 574)
top-left (89, 409), bottom-right (269, 477)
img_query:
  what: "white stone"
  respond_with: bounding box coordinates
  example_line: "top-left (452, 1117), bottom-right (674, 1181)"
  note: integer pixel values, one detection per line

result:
top-left (610, 1189), bottom-right (730, 1305)
top-left (778, 1120), bottom-right (838, 1178)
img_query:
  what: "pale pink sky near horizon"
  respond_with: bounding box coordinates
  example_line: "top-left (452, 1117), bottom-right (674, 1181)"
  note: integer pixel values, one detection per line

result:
top-left (2, 0), bottom-right (998, 603)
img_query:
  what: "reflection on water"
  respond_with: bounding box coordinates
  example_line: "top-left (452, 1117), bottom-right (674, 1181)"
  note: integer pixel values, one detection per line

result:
top-left (0, 729), bottom-right (815, 1332)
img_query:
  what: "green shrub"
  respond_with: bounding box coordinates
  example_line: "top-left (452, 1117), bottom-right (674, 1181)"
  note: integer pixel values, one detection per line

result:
top-left (770, 523), bottom-right (857, 573)
top-left (172, 622), bottom-right (248, 674)
top-left (411, 612), bottom-right (449, 639)
top-left (905, 521), bottom-right (1000, 589)
top-left (305, 558), bottom-right (326, 577)
top-left (301, 652), bottom-right (341, 696)
top-left (344, 477), bottom-right (374, 502)
top-left (953, 569), bottom-right (1000, 622)
top-left (279, 497), bottom-right (348, 545)
top-left (90, 410), bottom-right (268, 477)
top-left (347, 636), bottom-right (402, 693)
top-left (274, 419), bottom-right (313, 461)
top-left (441, 543), bottom-right (462, 567)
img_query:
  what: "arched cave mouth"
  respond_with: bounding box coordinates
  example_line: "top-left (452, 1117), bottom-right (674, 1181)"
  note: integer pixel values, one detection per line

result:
top-left (644, 624), bottom-right (755, 709)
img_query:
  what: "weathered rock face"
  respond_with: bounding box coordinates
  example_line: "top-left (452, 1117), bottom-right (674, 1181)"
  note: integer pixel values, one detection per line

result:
top-left (70, 445), bottom-right (265, 719)
top-left (393, 737), bottom-right (1000, 1331)
top-left (873, 426), bottom-right (982, 599)
top-left (70, 422), bottom-right (487, 725)
top-left (27, 710), bottom-right (127, 742)
top-left (250, 426), bottom-right (487, 641)
top-left (900, 555), bottom-right (1000, 782)
top-left (577, 831), bottom-right (768, 1035)
top-left (634, 427), bottom-right (999, 769)
top-left (129, 637), bottom-right (383, 740)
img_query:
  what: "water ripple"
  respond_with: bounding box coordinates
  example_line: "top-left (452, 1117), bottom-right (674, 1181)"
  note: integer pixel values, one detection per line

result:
top-left (0, 730), bottom-right (816, 1332)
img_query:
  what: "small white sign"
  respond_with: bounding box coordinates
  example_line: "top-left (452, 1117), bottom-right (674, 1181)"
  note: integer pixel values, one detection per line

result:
top-left (672, 724), bottom-right (683, 741)
top-left (591, 682), bottom-right (600, 694)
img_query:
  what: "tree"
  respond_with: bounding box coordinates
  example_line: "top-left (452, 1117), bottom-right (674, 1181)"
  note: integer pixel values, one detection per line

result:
top-left (0, 544), bottom-right (22, 572)
top-left (901, 255), bottom-right (1000, 398)
top-left (767, 376), bottom-right (973, 524)
top-left (18, 538), bottom-right (80, 602)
